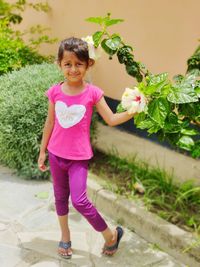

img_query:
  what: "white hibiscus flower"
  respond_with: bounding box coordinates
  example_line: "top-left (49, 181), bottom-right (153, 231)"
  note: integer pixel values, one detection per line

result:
top-left (122, 87), bottom-right (146, 114)
top-left (82, 35), bottom-right (101, 60)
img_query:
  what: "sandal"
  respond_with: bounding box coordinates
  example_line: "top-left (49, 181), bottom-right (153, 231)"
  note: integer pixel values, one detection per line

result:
top-left (58, 241), bottom-right (72, 259)
top-left (102, 226), bottom-right (124, 256)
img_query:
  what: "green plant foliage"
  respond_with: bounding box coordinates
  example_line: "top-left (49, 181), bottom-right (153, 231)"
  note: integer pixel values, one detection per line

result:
top-left (187, 44), bottom-right (200, 73)
top-left (90, 149), bottom-right (200, 234)
top-left (135, 71), bottom-right (200, 155)
top-left (0, 0), bottom-right (56, 74)
top-left (176, 136), bottom-right (195, 151)
top-left (0, 0), bottom-right (50, 24)
top-left (86, 13), bottom-right (200, 157)
top-left (167, 73), bottom-right (199, 104)
top-left (191, 141), bottom-right (200, 158)
top-left (148, 97), bottom-right (170, 127)
top-left (0, 64), bottom-right (62, 179)
top-left (85, 13), bottom-right (124, 27)
top-left (0, 22), bottom-right (49, 75)
top-left (86, 13), bottom-right (144, 82)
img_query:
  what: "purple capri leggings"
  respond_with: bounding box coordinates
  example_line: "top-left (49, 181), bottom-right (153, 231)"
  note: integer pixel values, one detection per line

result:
top-left (48, 151), bottom-right (108, 232)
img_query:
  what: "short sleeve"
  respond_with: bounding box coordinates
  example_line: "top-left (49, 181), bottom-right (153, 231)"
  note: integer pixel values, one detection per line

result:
top-left (92, 86), bottom-right (104, 105)
top-left (45, 85), bottom-right (56, 104)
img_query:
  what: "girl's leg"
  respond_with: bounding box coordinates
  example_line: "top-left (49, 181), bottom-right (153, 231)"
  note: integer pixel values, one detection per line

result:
top-left (48, 152), bottom-right (72, 256)
top-left (68, 159), bottom-right (120, 256)
top-left (68, 160), bottom-right (108, 232)
top-left (58, 214), bottom-right (71, 242)
top-left (57, 214), bottom-right (72, 256)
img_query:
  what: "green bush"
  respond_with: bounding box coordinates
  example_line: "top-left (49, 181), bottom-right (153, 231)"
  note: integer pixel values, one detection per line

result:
top-left (0, 36), bottom-right (48, 75)
top-left (0, 22), bottom-right (50, 75)
top-left (0, 63), bottom-right (98, 179)
top-left (0, 0), bottom-right (58, 76)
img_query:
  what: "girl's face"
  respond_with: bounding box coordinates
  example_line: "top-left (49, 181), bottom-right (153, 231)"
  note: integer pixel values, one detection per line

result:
top-left (60, 51), bottom-right (88, 85)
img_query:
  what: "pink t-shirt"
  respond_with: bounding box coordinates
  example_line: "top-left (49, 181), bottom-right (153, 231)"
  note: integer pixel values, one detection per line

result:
top-left (45, 83), bottom-right (103, 160)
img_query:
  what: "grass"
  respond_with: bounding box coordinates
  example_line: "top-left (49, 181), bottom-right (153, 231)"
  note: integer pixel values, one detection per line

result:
top-left (89, 149), bottom-right (200, 235)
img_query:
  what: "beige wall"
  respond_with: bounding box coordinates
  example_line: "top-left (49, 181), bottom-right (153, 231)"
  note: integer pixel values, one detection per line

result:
top-left (14, 0), bottom-right (200, 99)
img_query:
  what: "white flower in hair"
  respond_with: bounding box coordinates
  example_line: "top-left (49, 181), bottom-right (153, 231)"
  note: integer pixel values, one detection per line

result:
top-left (122, 87), bottom-right (147, 114)
top-left (82, 35), bottom-right (101, 60)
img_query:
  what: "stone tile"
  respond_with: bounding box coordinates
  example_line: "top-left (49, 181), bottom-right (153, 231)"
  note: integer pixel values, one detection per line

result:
top-left (0, 179), bottom-right (52, 220)
top-left (60, 259), bottom-right (81, 267)
top-left (18, 206), bottom-right (58, 232)
top-left (0, 244), bottom-right (28, 267)
top-left (31, 261), bottom-right (60, 267)
top-left (0, 222), bottom-right (8, 231)
top-left (0, 227), bottom-right (19, 246)
top-left (15, 250), bottom-right (49, 267)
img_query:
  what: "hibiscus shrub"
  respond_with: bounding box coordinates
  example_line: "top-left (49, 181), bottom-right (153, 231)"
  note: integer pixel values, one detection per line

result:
top-left (0, 63), bottom-right (98, 179)
top-left (86, 14), bottom-right (200, 158)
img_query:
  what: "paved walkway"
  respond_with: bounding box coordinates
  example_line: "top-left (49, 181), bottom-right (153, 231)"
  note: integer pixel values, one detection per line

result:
top-left (0, 165), bottom-right (185, 267)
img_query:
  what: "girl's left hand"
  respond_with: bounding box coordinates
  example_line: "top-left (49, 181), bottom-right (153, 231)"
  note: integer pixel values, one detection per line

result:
top-left (38, 152), bottom-right (48, 172)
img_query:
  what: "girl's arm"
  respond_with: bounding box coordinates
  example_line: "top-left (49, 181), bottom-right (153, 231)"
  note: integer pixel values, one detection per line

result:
top-left (96, 97), bottom-right (135, 127)
top-left (38, 101), bottom-right (55, 171)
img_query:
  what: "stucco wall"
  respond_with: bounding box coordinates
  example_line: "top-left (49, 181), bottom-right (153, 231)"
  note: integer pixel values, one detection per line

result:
top-left (13, 0), bottom-right (200, 99)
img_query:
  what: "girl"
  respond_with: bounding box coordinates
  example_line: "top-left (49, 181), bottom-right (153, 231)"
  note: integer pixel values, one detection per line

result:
top-left (37, 37), bottom-right (135, 258)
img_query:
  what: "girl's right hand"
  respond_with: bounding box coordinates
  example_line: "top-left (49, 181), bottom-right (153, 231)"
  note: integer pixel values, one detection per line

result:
top-left (38, 152), bottom-right (48, 172)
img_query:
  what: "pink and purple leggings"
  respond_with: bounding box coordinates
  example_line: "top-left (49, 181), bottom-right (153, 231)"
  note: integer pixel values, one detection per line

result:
top-left (48, 151), bottom-right (108, 232)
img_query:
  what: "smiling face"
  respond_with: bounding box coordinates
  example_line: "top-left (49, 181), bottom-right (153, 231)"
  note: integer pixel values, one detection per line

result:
top-left (60, 51), bottom-right (88, 85)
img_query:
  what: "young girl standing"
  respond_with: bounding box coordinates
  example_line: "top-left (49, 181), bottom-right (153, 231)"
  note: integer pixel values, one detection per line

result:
top-left (38, 37), bottom-right (134, 258)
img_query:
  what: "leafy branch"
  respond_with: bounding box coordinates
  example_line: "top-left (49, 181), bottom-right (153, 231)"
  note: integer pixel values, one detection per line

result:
top-left (0, 0), bottom-right (56, 48)
top-left (86, 13), bottom-right (200, 158)
top-left (86, 13), bottom-right (147, 82)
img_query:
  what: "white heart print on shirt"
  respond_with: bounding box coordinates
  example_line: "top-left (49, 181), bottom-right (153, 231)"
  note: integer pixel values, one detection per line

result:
top-left (55, 101), bottom-right (86, 128)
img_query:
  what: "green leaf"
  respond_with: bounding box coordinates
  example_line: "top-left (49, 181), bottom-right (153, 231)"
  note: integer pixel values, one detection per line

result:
top-left (145, 73), bottom-right (170, 96)
top-left (125, 61), bottom-right (140, 78)
top-left (85, 16), bottom-right (103, 25)
top-left (176, 136), bottom-right (195, 151)
top-left (135, 114), bottom-right (161, 134)
top-left (116, 103), bottom-right (126, 113)
top-left (136, 118), bottom-right (155, 129)
top-left (178, 118), bottom-right (190, 128)
top-left (148, 97), bottom-right (170, 127)
top-left (86, 15), bottom-right (123, 28)
top-left (168, 72), bottom-right (199, 104)
top-left (148, 73), bottom-right (169, 86)
top-left (167, 86), bottom-right (199, 104)
top-left (93, 31), bottom-right (104, 47)
top-left (178, 102), bottom-right (200, 120)
top-left (147, 124), bottom-right (161, 134)
top-left (105, 36), bottom-right (121, 51)
top-left (104, 18), bottom-right (124, 27)
top-left (191, 141), bottom-right (200, 158)
top-left (101, 38), bottom-right (117, 56)
top-left (181, 128), bottom-right (199, 136)
top-left (164, 112), bottom-right (181, 133)
top-left (117, 45), bottom-right (133, 64)
top-left (195, 86), bottom-right (200, 97)
top-left (134, 112), bottom-right (146, 125)
top-left (35, 191), bottom-right (49, 199)
top-left (111, 33), bottom-right (121, 39)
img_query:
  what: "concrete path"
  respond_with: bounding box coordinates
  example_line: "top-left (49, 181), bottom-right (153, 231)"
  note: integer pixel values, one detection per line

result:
top-left (0, 165), bottom-right (186, 267)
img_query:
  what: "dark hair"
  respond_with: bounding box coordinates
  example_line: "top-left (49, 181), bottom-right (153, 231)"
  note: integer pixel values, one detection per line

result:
top-left (57, 37), bottom-right (91, 65)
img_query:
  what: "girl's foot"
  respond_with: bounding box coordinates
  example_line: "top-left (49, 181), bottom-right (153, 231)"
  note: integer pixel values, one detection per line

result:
top-left (102, 226), bottom-right (124, 256)
top-left (58, 241), bottom-right (72, 258)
